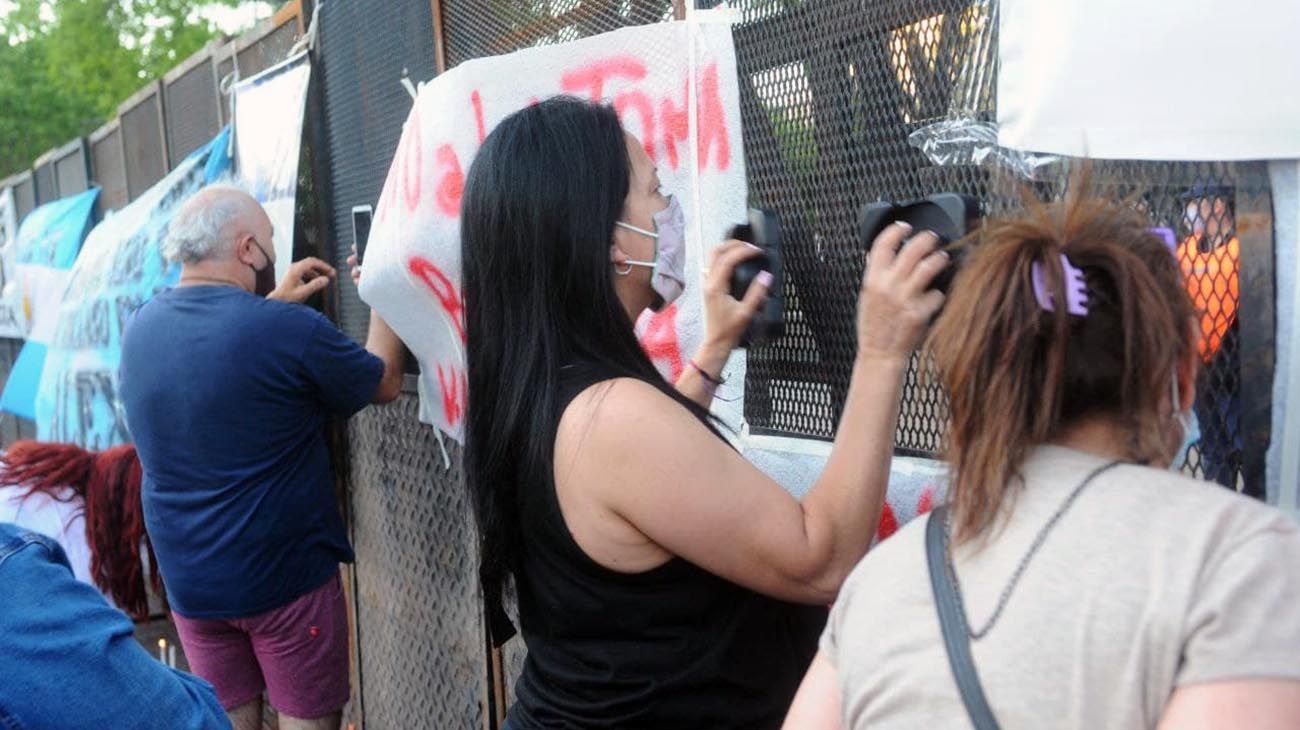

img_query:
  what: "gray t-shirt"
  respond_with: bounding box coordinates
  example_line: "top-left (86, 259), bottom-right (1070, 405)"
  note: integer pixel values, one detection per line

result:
top-left (822, 445), bottom-right (1300, 730)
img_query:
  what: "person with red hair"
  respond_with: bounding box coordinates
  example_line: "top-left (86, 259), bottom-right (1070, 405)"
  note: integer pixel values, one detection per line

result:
top-left (0, 440), bottom-right (160, 620)
top-left (0, 440), bottom-right (230, 728)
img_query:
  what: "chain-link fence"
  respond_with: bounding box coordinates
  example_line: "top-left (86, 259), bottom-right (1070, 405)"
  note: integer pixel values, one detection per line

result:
top-left (313, 1), bottom-right (481, 723)
top-left (318, 0), bottom-right (439, 344)
top-left (723, 0), bottom-right (1271, 496)
top-left (236, 14), bottom-right (301, 78)
top-left (346, 396), bottom-right (488, 728)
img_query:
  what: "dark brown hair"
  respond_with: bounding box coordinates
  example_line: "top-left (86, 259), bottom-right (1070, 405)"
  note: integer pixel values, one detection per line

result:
top-left (927, 182), bottom-right (1196, 544)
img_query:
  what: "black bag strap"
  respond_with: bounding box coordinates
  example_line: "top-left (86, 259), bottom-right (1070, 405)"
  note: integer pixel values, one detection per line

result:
top-left (926, 505), bottom-right (1002, 730)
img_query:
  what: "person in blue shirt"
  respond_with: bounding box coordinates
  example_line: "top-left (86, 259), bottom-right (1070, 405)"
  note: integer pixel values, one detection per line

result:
top-left (0, 522), bottom-right (231, 730)
top-left (119, 186), bottom-right (405, 730)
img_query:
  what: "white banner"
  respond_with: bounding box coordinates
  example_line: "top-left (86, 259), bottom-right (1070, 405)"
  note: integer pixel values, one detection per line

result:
top-left (232, 52), bottom-right (311, 281)
top-left (998, 0), bottom-right (1300, 160)
top-left (361, 21), bottom-right (748, 441)
top-left (0, 187), bottom-right (24, 338)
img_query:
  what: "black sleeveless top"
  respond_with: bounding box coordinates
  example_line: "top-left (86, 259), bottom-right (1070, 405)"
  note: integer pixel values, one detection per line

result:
top-left (506, 362), bottom-right (826, 729)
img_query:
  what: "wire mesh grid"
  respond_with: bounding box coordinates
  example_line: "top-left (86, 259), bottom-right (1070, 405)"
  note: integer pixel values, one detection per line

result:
top-left (440, 0), bottom-right (676, 70)
top-left (0, 339), bottom-right (20, 447)
top-left (120, 90), bottom-right (168, 199)
top-left (728, 0), bottom-right (1269, 494)
top-left (347, 394), bottom-right (488, 728)
top-left (33, 159), bottom-right (57, 205)
top-left (53, 143), bottom-right (89, 197)
top-left (91, 128), bottom-right (129, 213)
top-left (11, 174), bottom-right (35, 221)
top-left (319, 0), bottom-right (438, 343)
top-left (164, 59), bottom-right (222, 168)
top-left (237, 19), bottom-right (302, 78)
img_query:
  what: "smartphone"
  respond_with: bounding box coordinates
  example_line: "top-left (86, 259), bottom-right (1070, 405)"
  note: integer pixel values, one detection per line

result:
top-left (351, 205), bottom-right (374, 264)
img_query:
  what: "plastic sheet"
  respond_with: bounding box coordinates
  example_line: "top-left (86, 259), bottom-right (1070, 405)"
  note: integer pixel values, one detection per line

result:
top-left (908, 117), bottom-right (1058, 180)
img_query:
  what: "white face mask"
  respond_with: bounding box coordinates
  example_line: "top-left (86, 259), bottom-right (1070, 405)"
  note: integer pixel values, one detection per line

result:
top-left (615, 195), bottom-right (686, 311)
top-left (1170, 368), bottom-right (1197, 470)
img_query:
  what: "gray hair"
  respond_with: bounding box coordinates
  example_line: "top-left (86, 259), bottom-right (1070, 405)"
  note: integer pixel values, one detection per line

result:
top-left (162, 184), bottom-right (258, 264)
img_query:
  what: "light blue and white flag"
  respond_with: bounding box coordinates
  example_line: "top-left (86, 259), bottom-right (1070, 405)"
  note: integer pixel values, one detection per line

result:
top-left (0, 188), bottom-right (99, 420)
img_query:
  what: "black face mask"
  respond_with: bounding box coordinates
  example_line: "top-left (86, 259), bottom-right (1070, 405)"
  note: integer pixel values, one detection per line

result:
top-left (250, 238), bottom-right (277, 297)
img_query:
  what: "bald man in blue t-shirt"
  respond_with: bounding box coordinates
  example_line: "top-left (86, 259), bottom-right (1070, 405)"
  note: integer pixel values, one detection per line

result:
top-left (121, 186), bottom-right (404, 730)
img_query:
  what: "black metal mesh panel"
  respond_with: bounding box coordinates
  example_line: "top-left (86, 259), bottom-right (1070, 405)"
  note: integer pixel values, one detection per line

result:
top-left (0, 338), bottom-right (21, 447)
top-left (91, 127), bottom-right (129, 213)
top-left (735, 0), bottom-right (995, 451)
top-left (319, 0), bottom-right (438, 342)
top-left (164, 60), bottom-right (221, 167)
top-left (12, 178), bottom-right (34, 223)
top-left (348, 394), bottom-right (488, 727)
top-left (33, 160), bottom-right (57, 205)
top-left (54, 143), bottom-right (89, 196)
top-left (121, 90), bottom-right (168, 199)
top-left (440, 0), bottom-right (675, 69)
top-left (729, 0), bottom-right (1271, 497)
top-left (237, 19), bottom-right (300, 78)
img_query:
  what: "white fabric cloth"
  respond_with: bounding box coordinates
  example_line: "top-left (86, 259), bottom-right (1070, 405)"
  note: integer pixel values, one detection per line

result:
top-left (360, 21), bottom-right (749, 440)
top-left (0, 485), bottom-right (99, 596)
top-left (997, 0), bottom-right (1300, 160)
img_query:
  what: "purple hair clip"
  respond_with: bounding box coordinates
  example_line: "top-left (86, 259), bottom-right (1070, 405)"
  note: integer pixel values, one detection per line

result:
top-left (1031, 254), bottom-right (1089, 316)
top-left (1149, 226), bottom-right (1177, 255)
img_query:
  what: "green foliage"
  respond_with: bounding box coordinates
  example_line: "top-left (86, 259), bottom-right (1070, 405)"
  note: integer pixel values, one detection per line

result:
top-left (0, 0), bottom-right (259, 177)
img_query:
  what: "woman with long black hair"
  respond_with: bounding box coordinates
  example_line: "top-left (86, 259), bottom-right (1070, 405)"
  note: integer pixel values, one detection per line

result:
top-left (462, 96), bottom-right (946, 729)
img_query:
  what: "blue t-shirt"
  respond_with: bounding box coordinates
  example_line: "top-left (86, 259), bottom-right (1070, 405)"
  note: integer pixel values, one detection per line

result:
top-left (120, 285), bottom-right (382, 618)
top-left (0, 523), bottom-right (230, 729)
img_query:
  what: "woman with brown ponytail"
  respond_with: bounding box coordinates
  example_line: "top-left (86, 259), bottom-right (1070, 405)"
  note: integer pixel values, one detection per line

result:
top-left (783, 187), bottom-right (1300, 730)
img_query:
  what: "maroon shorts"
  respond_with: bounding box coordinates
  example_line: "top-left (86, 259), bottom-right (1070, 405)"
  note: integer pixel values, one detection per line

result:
top-left (172, 572), bottom-right (350, 719)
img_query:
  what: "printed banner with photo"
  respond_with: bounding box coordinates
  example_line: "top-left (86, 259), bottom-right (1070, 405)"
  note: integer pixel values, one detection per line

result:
top-left (0, 188), bottom-right (99, 420)
top-left (232, 51), bottom-right (311, 281)
top-left (0, 187), bottom-right (23, 338)
top-left (361, 21), bottom-right (748, 441)
top-left (34, 129), bottom-right (232, 448)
